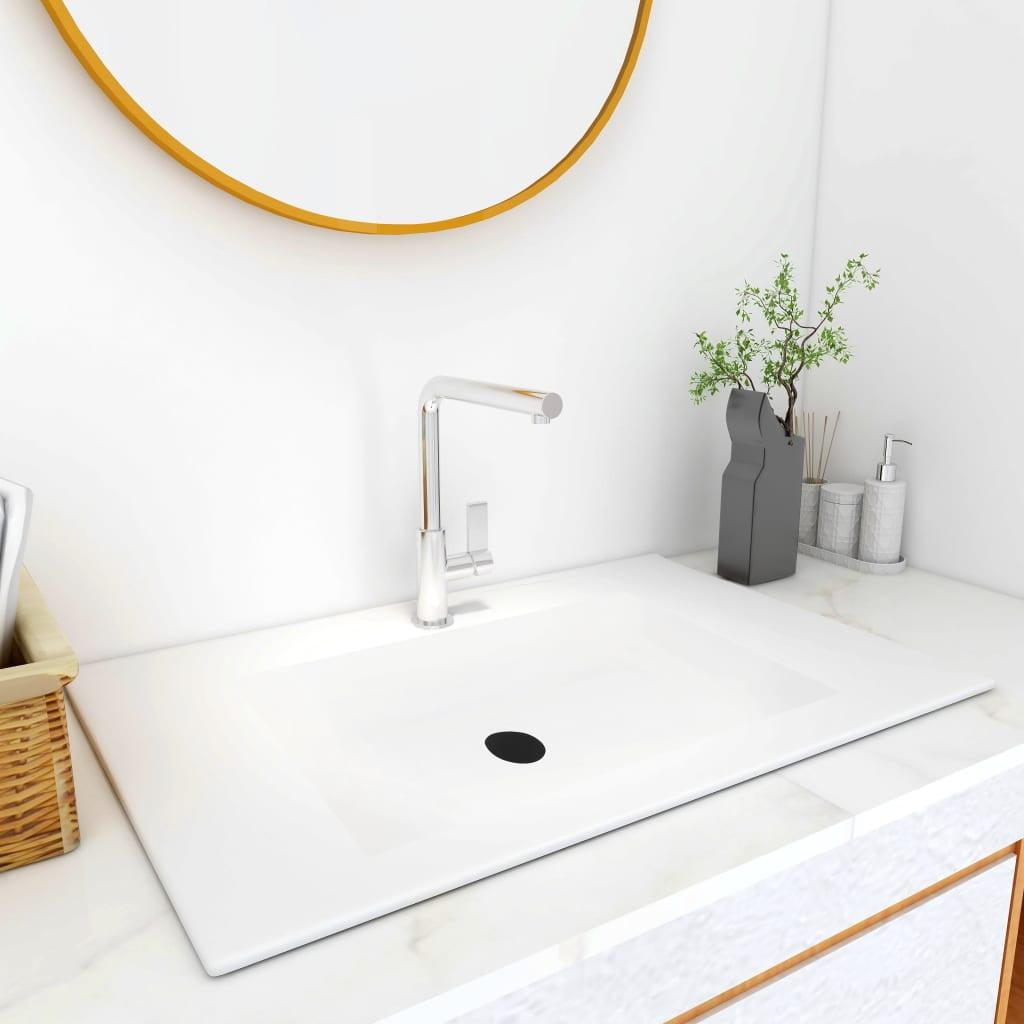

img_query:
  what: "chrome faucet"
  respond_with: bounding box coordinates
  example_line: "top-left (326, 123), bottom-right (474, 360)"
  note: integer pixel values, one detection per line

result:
top-left (414, 376), bottom-right (563, 629)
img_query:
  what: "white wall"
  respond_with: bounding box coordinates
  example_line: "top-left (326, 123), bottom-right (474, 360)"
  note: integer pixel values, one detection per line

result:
top-left (808, 0), bottom-right (1024, 597)
top-left (0, 1), bottom-right (829, 661)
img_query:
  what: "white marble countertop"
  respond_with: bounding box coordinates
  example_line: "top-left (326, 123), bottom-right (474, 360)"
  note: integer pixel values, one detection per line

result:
top-left (3, 551), bottom-right (1024, 1023)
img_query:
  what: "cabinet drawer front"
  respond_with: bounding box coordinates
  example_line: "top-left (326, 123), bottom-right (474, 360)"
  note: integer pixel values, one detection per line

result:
top-left (704, 857), bottom-right (1015, 1023)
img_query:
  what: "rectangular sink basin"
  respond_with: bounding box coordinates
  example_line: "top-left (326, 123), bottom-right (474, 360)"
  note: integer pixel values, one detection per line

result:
top-left (70, 555), bottom-right (991, 975)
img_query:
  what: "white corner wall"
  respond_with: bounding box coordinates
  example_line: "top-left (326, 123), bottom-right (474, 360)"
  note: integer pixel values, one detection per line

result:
top-left (0, 1), bottom-right (830, 660)
top-left (808, 0), bottom-right (1024, 597)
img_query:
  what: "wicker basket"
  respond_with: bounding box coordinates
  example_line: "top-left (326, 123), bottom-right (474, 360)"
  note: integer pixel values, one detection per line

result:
top-left (0, 569), bottom-right (79, 872)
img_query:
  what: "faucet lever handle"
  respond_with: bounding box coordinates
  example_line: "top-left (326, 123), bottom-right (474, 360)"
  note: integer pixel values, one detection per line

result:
top-left (467, 501), bottom-right (488, 554)
top-left (444, 503), bottom-right (493, 580)
top-left (467, 501), bottom-right (493, 574)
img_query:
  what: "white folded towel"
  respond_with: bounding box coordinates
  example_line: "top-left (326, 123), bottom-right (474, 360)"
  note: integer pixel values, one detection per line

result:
top-left (0, 477), bottom-right (33, 668)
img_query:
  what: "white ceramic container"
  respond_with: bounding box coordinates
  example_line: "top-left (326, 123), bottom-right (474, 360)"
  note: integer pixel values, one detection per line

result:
top-left (799, 481), bottom-right (823, 546)
top-left (859, 479), bottom-right (907, 564)
top-left (817, 483), bottom-right (864, 557)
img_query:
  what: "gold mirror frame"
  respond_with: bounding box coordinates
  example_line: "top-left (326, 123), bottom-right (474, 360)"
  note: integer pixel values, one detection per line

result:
top-left (40, 0), bottom-right (653, 235)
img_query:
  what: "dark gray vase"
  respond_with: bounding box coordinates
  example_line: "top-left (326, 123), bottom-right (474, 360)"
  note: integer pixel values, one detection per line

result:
top-left (717, 389), bottom-right (804, 586)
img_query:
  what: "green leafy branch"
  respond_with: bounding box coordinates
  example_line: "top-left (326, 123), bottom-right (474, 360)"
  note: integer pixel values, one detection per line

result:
top-left (688, 253), bottom-right (880, 434)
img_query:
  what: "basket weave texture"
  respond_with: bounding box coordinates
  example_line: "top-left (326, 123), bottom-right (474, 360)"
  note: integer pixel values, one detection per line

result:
top-left (0, 570), bottom-right (79, 872)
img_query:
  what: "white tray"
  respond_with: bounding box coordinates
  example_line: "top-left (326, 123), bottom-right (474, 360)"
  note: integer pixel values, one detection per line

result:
top-left (799, 543), bottom-right (906, 575)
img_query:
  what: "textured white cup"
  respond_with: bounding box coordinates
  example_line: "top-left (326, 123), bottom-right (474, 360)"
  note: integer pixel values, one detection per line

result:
top-left (799, 482), bottom-right (823, 545)
top-left (816, 483), bottom-right (864, 556)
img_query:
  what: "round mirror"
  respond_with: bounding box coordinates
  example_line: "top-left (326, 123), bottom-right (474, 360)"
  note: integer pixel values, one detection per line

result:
top-left (43, 0), bottom-right (651, 233)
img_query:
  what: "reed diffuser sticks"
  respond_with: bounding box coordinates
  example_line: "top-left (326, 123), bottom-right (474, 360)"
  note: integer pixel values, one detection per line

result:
top-left (797, 410), bottom-right (841, 483)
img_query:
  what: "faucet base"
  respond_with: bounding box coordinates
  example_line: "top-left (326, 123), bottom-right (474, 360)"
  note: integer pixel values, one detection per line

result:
top-left (412, 613), bottom-right (453, 630)
top-left (415, 529), bottom-right (451, 629)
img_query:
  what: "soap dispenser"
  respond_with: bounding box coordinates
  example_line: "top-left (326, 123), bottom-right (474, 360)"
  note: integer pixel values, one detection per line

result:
top-left (859, 434), bottom-right (912, 564)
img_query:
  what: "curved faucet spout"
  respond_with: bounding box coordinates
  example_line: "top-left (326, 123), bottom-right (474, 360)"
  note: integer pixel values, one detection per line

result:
top-left (419, 376), bottom-right (563, 424)
top-left (419, 377), bottom-right (562, 532)
top-left (415, 376), bottom-right (562, 628)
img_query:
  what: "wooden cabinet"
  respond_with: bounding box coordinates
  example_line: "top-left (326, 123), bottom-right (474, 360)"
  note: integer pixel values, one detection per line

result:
top-left (1007, 905), bottom-right (1024, 1024)
top-left (664, 844), bottom-right (1024, 1024)
top-left (454, 842), bottom-right (1024, 1023)
top-left (702, 858), bottom-right (1014, 1022)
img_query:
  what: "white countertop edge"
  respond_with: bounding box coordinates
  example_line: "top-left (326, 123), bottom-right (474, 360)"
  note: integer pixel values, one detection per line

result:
top-left (381, 821), bottom-right (859, 1024)
top-left (851, 743), bottom-right (1024, 838)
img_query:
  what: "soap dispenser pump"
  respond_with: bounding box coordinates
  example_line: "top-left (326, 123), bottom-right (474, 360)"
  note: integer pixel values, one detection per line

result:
top-left (859, 434), bottom-right (912, 564)
top-left (876, 433), bottom-right (912, 482)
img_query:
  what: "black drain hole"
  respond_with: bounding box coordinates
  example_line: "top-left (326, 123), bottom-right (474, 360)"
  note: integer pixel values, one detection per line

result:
top-left (485, 731), bottom-right (546, 764)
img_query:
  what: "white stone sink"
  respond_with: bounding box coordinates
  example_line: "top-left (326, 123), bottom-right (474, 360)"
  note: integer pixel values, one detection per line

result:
top-left (71, 555), bottom-right (991, 976)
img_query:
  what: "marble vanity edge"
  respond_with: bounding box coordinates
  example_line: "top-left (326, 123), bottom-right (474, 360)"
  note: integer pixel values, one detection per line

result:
top-left (444, 755), bottom-right (1024, 1024)
top-left (851, 743), bottom-right (1024, 837)
top-left (378, 744), bottom-right (1024, 1024)
top-left (378, 817), bottom-right (855, 1024)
